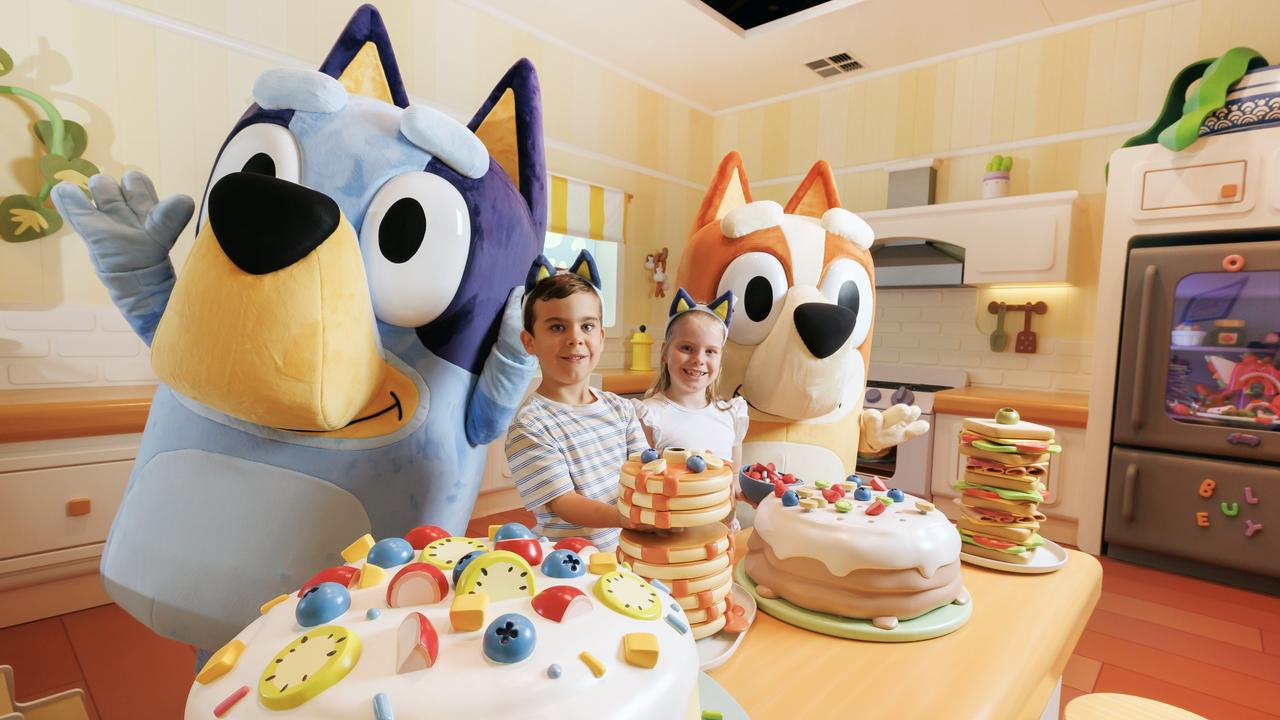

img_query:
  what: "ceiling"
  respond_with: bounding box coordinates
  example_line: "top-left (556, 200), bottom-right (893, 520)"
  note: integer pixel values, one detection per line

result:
top-left (468, 0), bottom-right (1159, 112)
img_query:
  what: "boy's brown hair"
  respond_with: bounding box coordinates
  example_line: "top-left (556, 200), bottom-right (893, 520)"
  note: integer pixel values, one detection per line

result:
top-left (522, 272), bottom-right (602, 333)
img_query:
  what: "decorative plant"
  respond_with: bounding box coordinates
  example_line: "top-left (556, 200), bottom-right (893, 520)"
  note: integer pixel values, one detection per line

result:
top-left (0, 45), bottom-right (99, 243)
top-left (985, 155), bottom-right (1013, 173)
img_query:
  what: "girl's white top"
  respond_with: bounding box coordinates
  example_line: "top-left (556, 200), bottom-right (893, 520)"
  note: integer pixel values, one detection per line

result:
top-left (634, 394), bottom-right (749, 460)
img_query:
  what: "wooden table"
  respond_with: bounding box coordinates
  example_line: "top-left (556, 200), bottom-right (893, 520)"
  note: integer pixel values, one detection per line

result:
top-left (712, 542), bottom-right (1102, 720)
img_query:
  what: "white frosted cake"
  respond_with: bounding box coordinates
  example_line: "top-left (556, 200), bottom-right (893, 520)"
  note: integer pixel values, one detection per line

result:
top-left (186, 524), bottom-right (700, 719)
top-left (744, 478), bottom-right (965, 629)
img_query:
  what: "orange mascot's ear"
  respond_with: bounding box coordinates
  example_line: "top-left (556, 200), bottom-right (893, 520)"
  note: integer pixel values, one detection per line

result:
top-left (784, 160), bottom-right (841, 217)
top-left (691, 152), bottom-right (753, 234)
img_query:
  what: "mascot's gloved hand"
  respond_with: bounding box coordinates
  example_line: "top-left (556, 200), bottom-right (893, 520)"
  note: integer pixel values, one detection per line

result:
top-left (51, 171), bottom-right (194, 273)
top-left (50, 171), bottom-right (194, 344)
top-left (496, 285), bottom-right (530, 361)
top-left (859, 403), bottom-right (930, 456)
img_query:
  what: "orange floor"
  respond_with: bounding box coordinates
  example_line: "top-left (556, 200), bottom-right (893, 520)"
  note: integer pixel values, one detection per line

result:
top-left (3, 512), bottom-right (1277, 720)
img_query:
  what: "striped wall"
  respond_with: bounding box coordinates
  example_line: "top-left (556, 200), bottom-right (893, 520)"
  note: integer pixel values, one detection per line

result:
top-left (710, 0), bottom-right (1280, 390)
top-left (0, 0), bottom-right (715, 384)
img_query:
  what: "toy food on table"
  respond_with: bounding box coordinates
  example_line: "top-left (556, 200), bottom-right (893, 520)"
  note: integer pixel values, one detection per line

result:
top-left (743, 471), bottom-right (967, 632)
top-left (185, 525), bottom-right (704, 719)
top-left (955, 407), bottom-right (1056, 564)
top-left (618, 448), bottom-right (734, 530)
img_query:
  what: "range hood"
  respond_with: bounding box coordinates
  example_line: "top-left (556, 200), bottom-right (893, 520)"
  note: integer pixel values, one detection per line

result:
top-left (871, 239), bottom-right (965, 288)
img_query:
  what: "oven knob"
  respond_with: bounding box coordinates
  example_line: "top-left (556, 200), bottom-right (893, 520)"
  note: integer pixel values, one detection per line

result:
top-left (891, 386), bottom-right (915, 406)
top-left (864, 388), bottom-right (881, 403)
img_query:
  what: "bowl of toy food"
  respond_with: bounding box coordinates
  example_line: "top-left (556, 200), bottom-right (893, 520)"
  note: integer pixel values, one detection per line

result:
top-left (1172, 325), bottom-right (1206, 346)
top-left (738, 463), bottom-right (802, 505)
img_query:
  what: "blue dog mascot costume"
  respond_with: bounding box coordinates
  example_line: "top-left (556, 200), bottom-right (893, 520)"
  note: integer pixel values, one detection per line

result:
top-left (51, 5), bottom-right (545, 653)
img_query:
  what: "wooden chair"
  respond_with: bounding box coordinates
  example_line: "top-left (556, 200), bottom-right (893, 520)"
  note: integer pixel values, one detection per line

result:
top-left (1065, 693), bottom-right (1209, 720)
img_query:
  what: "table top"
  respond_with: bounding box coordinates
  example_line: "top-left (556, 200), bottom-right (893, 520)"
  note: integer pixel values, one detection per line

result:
top-left (712, 541), bottom-right (1102, 720)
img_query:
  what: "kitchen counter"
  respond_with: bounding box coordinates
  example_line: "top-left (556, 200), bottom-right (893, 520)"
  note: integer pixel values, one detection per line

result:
top-left (933, 386), bottom-right (1089, 428)
top-left (716, 532), bottom-right (1103, 719)
top-left (0, 370), bottom-right (660, 444)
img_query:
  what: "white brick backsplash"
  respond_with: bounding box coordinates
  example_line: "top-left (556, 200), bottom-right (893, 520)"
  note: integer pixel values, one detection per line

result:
top-left (98, 307), bottom-right (135, 333)
top-left (921, 306), bottom-right (970, 323)
top-left (0, 333), bottom-right (50, 358)
top-left (58, 335), bottom-right (141, 358)
top-left (1001, 370), bottom-right (1054, 389)
top-left (901, 349), bottom-right (939, 365)
top-left (943, 322), bottom-right (982, 336)
top-left (901, 322), bottom-right (940, 335)
top-left (875, 291), bottom-right (903, 306)
top-left (7, 360), bottom-right (97, 385)
top-left (898, 291), bottom-right (942, 307)
top-left (1054, 339), bottom-right (1094, 356)
top-left (4, 307), bottom-right (96, 331)
top-left (1027, 354), bottom-right (1080, 374)
top-left (873, 321), bottom-right (901, 334)
top-left (878, 335), bottom-right (920, 349)
top-left (870, 348), bottom-right (900, 364)
top-left (940, 352), bottom-right (985, 369)
top-left (982, 354), bottom-right (1030, 370)
top-left (102, 358), bottom-right (159, 383)
top-left (967, 368), bottom-right (1005, 385)
top-left (1054, 374), bottom-right (1094, 392)
top-left (880, 307), bottom-right (922, 322)
top-left (918, 335), bottom-right (961, 350)
top-left (960, 335), bottom-right (995, 351)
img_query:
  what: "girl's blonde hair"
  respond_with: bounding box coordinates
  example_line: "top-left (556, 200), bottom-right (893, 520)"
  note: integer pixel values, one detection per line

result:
top-left (644, 310), bottom-right (734, 409)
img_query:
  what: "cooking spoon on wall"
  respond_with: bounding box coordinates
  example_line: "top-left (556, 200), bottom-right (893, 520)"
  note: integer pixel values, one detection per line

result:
top-left (989, 302), bottom-right (1008, 351)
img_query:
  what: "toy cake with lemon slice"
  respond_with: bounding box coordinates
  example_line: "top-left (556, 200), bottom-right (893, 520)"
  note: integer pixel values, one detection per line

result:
top-left (185, 523), bottom-right (703, 719)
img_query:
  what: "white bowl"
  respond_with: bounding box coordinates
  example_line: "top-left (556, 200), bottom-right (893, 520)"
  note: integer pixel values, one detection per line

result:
top-left (1172, 329), bottom-right (1206, 346)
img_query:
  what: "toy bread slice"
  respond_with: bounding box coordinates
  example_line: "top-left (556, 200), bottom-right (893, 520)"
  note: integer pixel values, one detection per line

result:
top-left (962, 409), bottom-right (1055, 440)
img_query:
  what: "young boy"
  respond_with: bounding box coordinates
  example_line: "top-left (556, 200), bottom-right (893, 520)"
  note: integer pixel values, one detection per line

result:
top-left (505, 269), bottom-right (649, 550)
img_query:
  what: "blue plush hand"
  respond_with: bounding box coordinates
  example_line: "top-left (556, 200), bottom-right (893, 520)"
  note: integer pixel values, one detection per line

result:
top-left (51, 171), bottom-right (194, 273)
top-left (496, 285), bottom-right (529, 361)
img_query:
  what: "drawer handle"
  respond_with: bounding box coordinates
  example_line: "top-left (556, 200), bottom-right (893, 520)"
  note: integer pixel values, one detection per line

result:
top-left (1130, 265), bottom-right (1159, 431)
top-left (66, 497), bottom-right (92, 517)
top-left (1122, 464), bottom-right (1138, 523)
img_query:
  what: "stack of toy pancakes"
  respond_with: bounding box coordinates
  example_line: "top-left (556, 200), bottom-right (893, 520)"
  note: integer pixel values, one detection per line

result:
top-left (617, 448), bottom-right (735, 530)
top-left (617, 523), bottom-right (743, 640)
top-left (954, 407), bottom-right (1058, 564)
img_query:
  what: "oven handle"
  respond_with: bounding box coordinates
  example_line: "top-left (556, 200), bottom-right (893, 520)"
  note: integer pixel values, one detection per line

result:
top-left (1130, 264), bottom-right (1159, 432)
top-left (1122, 463), bottom-right (1138, 523)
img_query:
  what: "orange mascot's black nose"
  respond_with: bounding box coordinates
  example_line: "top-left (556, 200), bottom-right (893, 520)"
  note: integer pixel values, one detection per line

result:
top-left (208, 172), bottom-right (341, 275)
top-left (793, 302), bottom-right (856, 359)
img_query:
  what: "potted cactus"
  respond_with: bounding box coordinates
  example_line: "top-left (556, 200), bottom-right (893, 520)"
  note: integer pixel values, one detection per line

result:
top-left (982, 154), bottom-right (1013, 199)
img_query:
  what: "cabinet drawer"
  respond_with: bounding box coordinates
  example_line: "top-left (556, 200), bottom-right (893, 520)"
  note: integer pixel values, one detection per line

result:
top-left (0, 460), bottom-right (131, 560)
top-left (1140, 160), bottom-right (1247, 211)
top-left (1105, 447), bottom-right (1276, 577)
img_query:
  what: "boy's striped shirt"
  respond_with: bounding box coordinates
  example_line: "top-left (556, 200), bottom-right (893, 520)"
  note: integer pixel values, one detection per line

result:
top-left (505, 389), bottom-right (647, 550)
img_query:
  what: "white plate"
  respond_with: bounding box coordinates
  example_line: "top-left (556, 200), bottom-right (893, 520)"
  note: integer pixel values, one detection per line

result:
top-left (696, 583), bottom-right (757, 671)
top-left (699, 671), bottom-right (750, 719)
top-left (960, 537), bottom-right (1069, 574)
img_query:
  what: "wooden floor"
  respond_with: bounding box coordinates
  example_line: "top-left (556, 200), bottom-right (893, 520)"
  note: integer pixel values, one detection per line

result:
top-left (2, 510), bottom-right (1276, 720)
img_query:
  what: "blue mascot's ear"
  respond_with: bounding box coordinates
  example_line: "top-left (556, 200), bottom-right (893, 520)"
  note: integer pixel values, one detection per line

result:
top-left (707, 290), bottom-right (735, 328)
top-left (569, 250), bottom-right (602, 290)
top-left (525, 255), bottom-right (556, 293)
top-left (669, 288), bottom-right (696, 318)
top-left (469, 59), bottom-right (547, 236)
top-left (317, 4), bottom-right (410, 108)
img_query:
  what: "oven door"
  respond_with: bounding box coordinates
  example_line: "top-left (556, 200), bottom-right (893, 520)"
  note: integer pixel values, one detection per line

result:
top-left (1112, 238), bottom-right (1280, 462)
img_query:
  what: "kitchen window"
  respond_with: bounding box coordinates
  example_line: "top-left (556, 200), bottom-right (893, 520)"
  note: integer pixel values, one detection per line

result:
top-left (545, 175), bottom-right (630, 330)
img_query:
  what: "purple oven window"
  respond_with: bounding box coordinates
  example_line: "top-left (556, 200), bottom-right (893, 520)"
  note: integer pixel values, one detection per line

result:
top-left (1166, 269), bottom-right (1280, 432)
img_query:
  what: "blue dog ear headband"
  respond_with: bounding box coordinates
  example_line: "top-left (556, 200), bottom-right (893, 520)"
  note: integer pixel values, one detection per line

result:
top-left (523, 249), bottom-right (603, 305)
top-left (667, 288), bottom-right (734, 339)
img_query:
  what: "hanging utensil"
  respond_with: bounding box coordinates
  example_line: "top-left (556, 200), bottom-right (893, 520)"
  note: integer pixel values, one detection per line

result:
top-left (1014, 301), bottom-right (1048, 353)
top-left (989, 302), bottom-right (1008, 351)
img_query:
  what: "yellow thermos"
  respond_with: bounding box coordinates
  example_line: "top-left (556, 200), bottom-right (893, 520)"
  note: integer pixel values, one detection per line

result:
top-left (629, 325), bottom-right (654, 372)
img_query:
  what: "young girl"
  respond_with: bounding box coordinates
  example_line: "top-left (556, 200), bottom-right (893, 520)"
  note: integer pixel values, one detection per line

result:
top-left (634, 288), bottom-right (747, 528)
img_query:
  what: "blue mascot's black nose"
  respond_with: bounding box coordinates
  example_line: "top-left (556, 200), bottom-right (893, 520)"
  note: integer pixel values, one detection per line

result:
top-left (208, 172), bottom-right (341, 275)
top-left (793, 302), bottom-right (856, 359)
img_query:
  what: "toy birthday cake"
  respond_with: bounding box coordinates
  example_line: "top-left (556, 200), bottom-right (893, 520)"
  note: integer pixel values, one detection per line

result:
top-left (185, 524), bottom-right (701, 719)
top-left (743, 473), bottom-right (966, 630)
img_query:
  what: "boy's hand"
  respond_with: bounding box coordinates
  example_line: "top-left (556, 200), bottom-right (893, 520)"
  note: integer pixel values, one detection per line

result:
top-left (496, 286), bottom-right (529, 360)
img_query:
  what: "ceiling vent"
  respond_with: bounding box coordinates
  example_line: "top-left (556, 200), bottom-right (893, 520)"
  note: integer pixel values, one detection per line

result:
top-left (806, 53), bottom-right (864, 78)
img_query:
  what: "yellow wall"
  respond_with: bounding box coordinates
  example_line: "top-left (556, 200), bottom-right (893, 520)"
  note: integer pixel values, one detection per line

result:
top-left (0, 0), bottom-right (712, 363)
top-left (711, 0), bottom-right (1280, 351)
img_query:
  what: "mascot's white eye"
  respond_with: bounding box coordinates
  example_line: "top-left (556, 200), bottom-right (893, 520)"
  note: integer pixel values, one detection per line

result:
top-left (716, 252), bottom-right (788, 346)
top-left (198, 123), bottom-right (301, 232)
top-left (819, 258), bottom-right (874, 348)
top-left (361, 172), bottom-right (471, 328)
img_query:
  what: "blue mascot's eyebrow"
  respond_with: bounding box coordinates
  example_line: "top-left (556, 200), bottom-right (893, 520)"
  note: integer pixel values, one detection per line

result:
top-left (253, 69), bottom-right (348, 113)
top-left (400, 105), bottom-right (489, 180)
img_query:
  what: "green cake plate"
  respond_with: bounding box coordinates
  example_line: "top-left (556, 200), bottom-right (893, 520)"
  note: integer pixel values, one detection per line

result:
top-left (734, 560), bottom-right (971, 642)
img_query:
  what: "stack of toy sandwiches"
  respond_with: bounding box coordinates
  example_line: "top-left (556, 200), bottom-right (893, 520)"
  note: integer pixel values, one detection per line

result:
top-left (954, 407), bottom-right (1060, 564)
